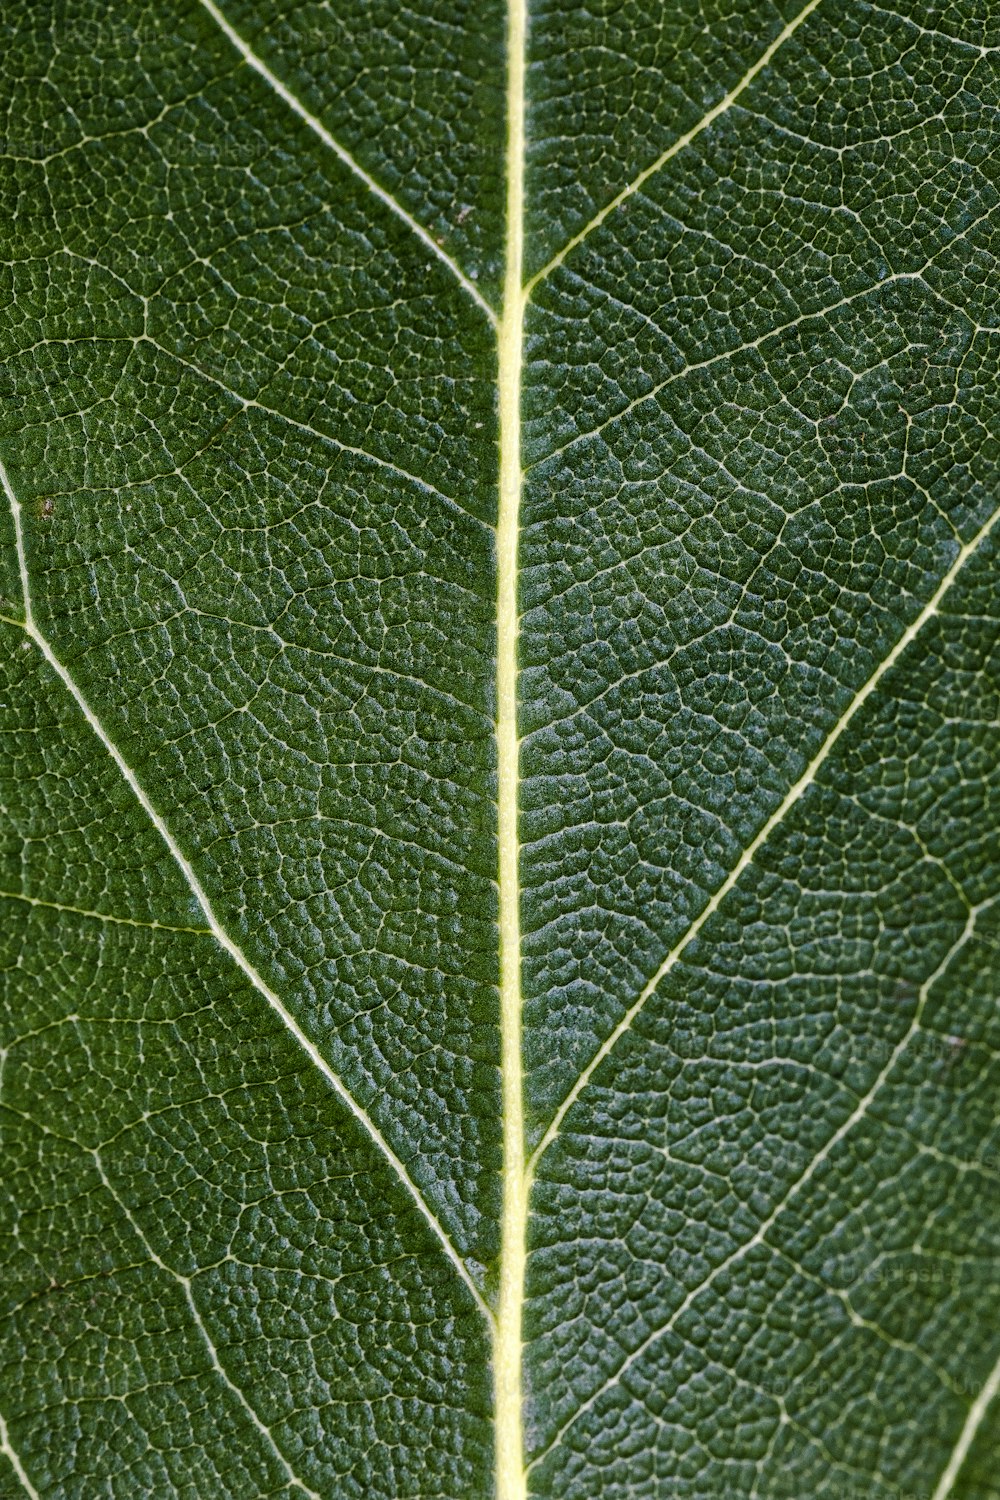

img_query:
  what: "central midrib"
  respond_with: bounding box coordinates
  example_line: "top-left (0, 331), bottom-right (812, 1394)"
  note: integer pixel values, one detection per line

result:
top-left (494, 0), bottom-right (528, 1490)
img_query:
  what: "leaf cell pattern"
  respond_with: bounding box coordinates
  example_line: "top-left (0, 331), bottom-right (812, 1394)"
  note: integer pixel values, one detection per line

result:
top-left (0, 1), bottom-right (998, 1497)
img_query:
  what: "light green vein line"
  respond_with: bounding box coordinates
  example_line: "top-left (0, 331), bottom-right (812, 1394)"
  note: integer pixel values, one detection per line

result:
top-left (137, 336), bottom-right (484, 526)
top-left (932, 1344), bottom-right (1000, 1499)
top-left (0, 455), bottom-right (490, 1325)
top-left (532, 494), bottom-right (1000, 1169)
top-left (91, 1149), bottom-right (323, 1500)
top-left (196, 0), bottom-right (497, 325)
top-left (529, 895), bottom-right (993, 1467)
top-left (0, 1414), bottom-right (40, 1500)
top-left (527, 0), bottom-right (824, 293)
top-left (0, 887), bottom-right (212, 935)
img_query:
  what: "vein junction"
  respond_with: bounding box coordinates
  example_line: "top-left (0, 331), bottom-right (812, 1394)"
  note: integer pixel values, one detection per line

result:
top-left (490, 0), bottom-right (1000, 1489)
top-left (3, 0), bottom-right (998, 1492)
top-left (197, 0), bottom-right (496, 323)
top-left (491, 1), bottom-right (840, 1491)
top-left (0, 456), bottom-right (488, 1325)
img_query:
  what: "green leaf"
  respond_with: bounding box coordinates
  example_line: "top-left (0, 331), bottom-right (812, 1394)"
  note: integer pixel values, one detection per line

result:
top-left (1, 1), bottom-right (998, 1497)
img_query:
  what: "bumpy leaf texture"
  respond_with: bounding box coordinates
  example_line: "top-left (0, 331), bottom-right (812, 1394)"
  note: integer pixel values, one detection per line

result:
top-left (1, 0), bottom-right (999, 1496)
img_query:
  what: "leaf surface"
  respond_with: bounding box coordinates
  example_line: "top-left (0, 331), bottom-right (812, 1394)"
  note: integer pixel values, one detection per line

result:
top-left (1, 2), bottom-right (998, 1497)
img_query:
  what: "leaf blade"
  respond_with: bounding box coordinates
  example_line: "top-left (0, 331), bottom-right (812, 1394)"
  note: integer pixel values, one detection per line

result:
top-left (2, 1), bottom-right (999, 1497)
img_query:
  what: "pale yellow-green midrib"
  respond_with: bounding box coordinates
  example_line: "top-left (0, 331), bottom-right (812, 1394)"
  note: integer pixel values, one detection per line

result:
top-left (494, 0), bottom-right (528, 1489)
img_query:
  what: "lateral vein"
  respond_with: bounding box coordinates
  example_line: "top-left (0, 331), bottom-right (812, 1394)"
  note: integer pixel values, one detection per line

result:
top-left (532, 495), bottom-right (1000, 1168)
top-left (0, 1413), bottom-right (40, 1500)
top-left (931, 1342), bottom-right (1000, 1500)
top-left (91, 1149), bottom-right (324, 1500)
top-left (527, 0), bottom-right (824, 293)
top-left (530, 897), bottom-right (992, 1466)
top-left (0, 455), bottom-right (489, 1325)
top-left (0, 886), bottom-right (212, 935)
top-left (196, 0), bottom-right (497, 325)
top-left (139, 336), bottom-right (486, 526)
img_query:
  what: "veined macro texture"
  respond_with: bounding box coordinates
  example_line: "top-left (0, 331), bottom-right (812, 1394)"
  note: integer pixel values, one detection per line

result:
top-left (1, 1), bottom-right (999, 1497)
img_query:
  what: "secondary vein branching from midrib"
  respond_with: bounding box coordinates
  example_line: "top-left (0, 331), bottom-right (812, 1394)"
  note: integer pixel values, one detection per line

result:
top-left (496, 2), bottom-right (828, 1490)
top-left (0, 456), bottom-right (489, 1328)
top-left (196, 0), bottom-right (497, 325)
top-left (527, 896), bottom-right (994, 1469)
top-left (7, 4), bottom-right (995, 1494)
top-left (526, 0), bottom-right (824, 292)
top-left (529, 491), bottom-right (1000, 1177)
